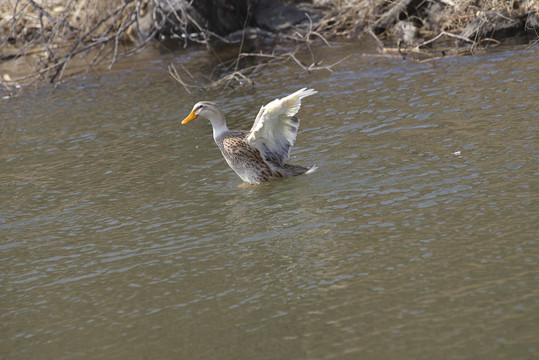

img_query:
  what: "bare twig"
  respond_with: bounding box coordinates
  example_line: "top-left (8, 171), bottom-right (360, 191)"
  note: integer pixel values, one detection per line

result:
top-left (414, 30), bottom-right (476, 50)
top-left (225, 2), bottom-right (251, 88)
top-left (168, 64), bottom-right (195, 94)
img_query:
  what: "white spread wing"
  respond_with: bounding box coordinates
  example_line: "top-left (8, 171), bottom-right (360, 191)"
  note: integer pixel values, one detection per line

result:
top-left (246, 88), bottom-right (317, 166)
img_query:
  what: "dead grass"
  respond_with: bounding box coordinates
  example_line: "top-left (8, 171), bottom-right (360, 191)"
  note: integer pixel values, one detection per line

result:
top-left (314, 0), bottom-right (538, 51)
top-left (1, 0), bottom-right (152, 92)
top-left (1, 0), bottom-right (537, 94)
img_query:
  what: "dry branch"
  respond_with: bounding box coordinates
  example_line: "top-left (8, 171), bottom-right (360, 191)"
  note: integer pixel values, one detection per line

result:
top-left (0, 0), bottom-right (153, 87)
top-left (168, 14), bottom-right (346, 93)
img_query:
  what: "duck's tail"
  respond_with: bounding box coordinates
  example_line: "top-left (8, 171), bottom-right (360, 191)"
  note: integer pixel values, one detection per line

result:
top-left (305, 165), bottom-right (318, 174)
top-left (281, 164), bottom-right (317, 177)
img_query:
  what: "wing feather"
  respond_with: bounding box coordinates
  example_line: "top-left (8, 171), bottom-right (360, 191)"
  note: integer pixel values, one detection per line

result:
top-left (246, 88), bottom-right (317, 166)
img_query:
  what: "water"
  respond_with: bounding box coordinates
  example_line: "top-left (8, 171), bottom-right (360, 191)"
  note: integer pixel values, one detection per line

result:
top-left (1, 42), bottom-right (538, 359)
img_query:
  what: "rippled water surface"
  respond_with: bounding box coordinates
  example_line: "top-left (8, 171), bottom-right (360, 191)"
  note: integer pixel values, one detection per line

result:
top-left (1, 43), bottom-right (538, 359)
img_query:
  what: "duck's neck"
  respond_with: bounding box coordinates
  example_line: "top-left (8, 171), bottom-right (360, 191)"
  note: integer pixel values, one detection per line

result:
top-left (209, 110), bottom-right (229, 140)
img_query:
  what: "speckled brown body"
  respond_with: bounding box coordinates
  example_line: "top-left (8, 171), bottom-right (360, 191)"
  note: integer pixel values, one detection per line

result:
top-left (215, 130), bottom-right (310, 184)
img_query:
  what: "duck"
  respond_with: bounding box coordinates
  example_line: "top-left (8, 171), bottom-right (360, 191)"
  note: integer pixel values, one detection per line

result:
top-left (181, 88), bottom-right (318, 185)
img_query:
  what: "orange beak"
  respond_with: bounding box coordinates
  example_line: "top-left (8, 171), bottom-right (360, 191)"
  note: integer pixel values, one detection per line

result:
top-left (182, 110), bottom-right (198, 124)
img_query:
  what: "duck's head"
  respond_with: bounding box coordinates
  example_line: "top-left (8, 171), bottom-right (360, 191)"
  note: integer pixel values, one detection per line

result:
top-left (182, 101), bottom-right (222, 124)
top-left (182, 101), bottom-right (228, 139)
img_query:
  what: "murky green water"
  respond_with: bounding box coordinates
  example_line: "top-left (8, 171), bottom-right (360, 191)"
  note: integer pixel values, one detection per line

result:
top-left (1, 43), bottom-right (538, 359)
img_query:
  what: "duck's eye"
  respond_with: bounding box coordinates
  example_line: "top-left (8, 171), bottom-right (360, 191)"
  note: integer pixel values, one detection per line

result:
top-left (194, 105), bottom-right (203, 114)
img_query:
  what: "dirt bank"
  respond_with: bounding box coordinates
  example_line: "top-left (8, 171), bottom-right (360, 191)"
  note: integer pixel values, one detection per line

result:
top-left (1, 0), bottom-right (538, 93)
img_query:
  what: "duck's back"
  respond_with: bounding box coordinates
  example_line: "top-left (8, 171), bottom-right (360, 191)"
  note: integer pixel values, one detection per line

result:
top-left (215, 131), bottom-right (309, 184)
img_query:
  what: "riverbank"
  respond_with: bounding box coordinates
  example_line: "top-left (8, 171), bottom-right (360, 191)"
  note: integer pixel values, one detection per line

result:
top-left (1, 0), bottom-right (538, 93)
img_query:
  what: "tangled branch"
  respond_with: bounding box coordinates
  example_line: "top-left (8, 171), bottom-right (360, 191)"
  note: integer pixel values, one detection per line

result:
top-left (0, 0), bottom-right (156, 89)
top-left (168, 12), bottom-right (347, 92)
